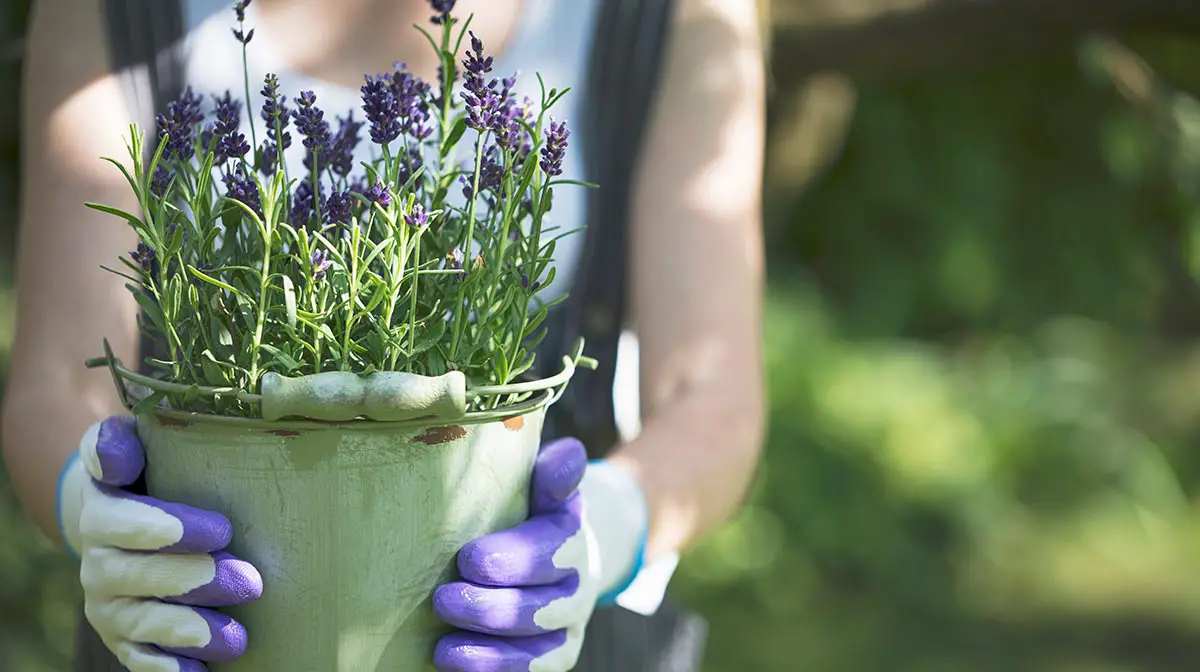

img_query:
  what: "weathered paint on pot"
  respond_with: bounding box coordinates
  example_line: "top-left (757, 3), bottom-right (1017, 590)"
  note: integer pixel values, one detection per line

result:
top-left (136, 408), bottom-right (545, 672)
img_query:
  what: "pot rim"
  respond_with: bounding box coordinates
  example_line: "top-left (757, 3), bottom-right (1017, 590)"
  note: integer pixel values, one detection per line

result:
top-left (86, 337), bottom-right (596, 425)
top-left (142, 387), bottom-right (554, 431)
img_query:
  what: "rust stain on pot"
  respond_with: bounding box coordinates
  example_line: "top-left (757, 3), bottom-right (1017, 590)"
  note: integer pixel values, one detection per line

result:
top-left (156, 415), bottom-right (192, 428)
top-left (414, 425), bottom-right (467, 445)
top-left (502, 415), bottom-right (524, 431)
top-left (267, 429), bottom-right (301, 437)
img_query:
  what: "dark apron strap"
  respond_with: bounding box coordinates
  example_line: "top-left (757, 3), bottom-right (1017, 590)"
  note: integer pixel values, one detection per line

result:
top-left (102, 0), bottom-right (186, 148)
top-left (101, 0), bottom-right (186, 375)
top-left (539, 0), bottom-right (678, 460)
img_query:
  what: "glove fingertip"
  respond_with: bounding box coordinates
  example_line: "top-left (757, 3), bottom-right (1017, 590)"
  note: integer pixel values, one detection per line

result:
top-left (86, 416), bottom-right (146, 487)
top-left (532, 437), bottom-right (587, 510)
top-left (173, 655), bottom-right (209, 672)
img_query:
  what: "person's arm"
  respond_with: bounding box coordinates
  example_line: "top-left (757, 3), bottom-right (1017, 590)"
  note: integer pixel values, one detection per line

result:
top-left (610, 0), bottom-right (767, 563)
top-left (2, 0), bottom-right (143, 543)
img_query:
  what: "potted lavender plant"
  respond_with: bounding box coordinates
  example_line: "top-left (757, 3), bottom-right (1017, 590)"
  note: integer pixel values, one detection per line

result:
top-left (81, 2), bottom-right (594, 669)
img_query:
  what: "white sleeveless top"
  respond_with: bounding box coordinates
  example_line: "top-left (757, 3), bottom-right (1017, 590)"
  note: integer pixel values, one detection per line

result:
top-left (175, 0), bottom-right (599, 293)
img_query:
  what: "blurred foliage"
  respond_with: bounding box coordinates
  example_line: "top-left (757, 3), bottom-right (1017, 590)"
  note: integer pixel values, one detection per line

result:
top-left (670, 33), bottom-right (1200, 672)
top-left (6, 3), bottom-right (1200, 671)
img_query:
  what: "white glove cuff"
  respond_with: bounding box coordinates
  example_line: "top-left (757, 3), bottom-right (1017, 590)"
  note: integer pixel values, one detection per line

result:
top-left (579, 459), bottom-right (678, 615)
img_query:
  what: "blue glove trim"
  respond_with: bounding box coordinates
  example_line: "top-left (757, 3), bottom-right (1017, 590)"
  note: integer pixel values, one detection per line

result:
top-left (56, 451), bottom-right (81, 559)
top-left (590, 458), bottom-right (649, 608)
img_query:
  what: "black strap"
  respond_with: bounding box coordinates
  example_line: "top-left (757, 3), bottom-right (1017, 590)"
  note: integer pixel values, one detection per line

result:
top-left (101, 0), bottom-right (187, 375)
top-left (539, 0), bottom-right (677, 458)
top-left (101, 0), bottom-right (186, 136)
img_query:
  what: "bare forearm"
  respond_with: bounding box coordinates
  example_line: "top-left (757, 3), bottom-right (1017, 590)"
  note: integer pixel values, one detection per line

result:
top-left (1, 381), bottom-right (124, 542)
top-left (607, 382), bottom-right (764, 562)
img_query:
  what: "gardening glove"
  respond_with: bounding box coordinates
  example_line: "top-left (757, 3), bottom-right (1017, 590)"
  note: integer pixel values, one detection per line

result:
top-left (56, 416), bottom-right (263, 672)
top-left (432, 436), bottom-right (649, 672)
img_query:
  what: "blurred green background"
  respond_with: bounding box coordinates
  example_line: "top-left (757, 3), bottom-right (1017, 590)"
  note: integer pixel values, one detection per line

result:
top-left (7, 1), bottom-right (1200, 670)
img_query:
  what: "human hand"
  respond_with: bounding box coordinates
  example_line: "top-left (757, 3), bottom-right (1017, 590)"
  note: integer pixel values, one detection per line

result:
top-left (57, 416), bottom-right (263, 672)
top-left (432, 437), bottom-right (649, 672)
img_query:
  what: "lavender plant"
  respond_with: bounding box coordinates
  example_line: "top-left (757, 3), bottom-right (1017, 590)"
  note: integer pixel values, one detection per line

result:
top-left (86, 0), bottom-right (590, 416)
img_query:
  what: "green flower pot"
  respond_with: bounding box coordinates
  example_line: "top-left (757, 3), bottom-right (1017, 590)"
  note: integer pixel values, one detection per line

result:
top-left (89, 341), bottom-right (593, 672)
top-left (138, 408), bottom-right (542, 671)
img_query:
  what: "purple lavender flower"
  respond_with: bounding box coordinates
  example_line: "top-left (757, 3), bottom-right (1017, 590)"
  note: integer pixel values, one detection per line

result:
top-left (310, 248), bottom-right (332, 281)
top-left (155, 86), bottom-right (204, 161)
top-left (150, 166), bottom-right (174, 198)
top-left (325, 189), bottom-right (353, 226)
top-left (364, 180), bottom-right (393, 208)
top-left (256, 74), bottom-right (292, 176)
top-left (131, 242), bottom-right (158, 276)
top-left (458, 173), bottom-right (478, 201)
top-left (257, 140), bottom-right (280, 176)
top-left (481, 148), bottom-right (504, 191)
top-left (361, 75), bottom-right (402, 146)
top-left (260, 74), bottom-right (294, 145)
top-left (232, 0), bottom-right (254, 43)
top-left (540, 118), bottom-right (569, 177)
top-left (391, 65), bottom-right (433, 140)
top-left (396, 147), bottom-right (424, 188)
top-left (211, 91), bottom-right (250, 165)
top-left (521, 273), bottom-right (542, 292)
top-left (294, 90), bottom-right (331, 172)
top-left (429, 0), bottom-right (455, 24)
top-left (492, 74), bottom-right (527, 151)
top-left (329, 112), bottom-right (363, 177)
top-left (461, 33), bottom-right (498, 131)
top-left (459, 146), bottom-right (504, 200)
top-left (290, 181), bottom-right (324, 228)
top-left (404, 203), bottom-right (429, 228)
top-left (200, 124), bottom-right (215, 153)
top-left (222, 168), bottom-right (262, 217)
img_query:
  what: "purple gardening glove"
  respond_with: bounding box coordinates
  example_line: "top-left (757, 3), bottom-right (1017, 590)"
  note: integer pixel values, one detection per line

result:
top-left (56, 416), bottom-right (263, 672)
top-left (432, 437), bottom-right (649, 672)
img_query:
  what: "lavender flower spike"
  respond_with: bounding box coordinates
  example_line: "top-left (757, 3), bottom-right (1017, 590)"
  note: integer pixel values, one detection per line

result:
top-left (294, 90), bottom-right (331, 171)
top-left (364, 180), bottom-right (393, 208)
top-left (404, 203), bottom-right (429, 228)
top-left (232, 0), bottom-right (254, 43)
top-left (361, 75), bottom-right (402, 146)
top-left (260, 74), bottom-right (293, 144)
top-left (429, 0), bottom-right (456, 24)
top-left (540, 119), bottom-right (570, 177)
top-left (131, 242), bottom-right (158, 276)
top-left (329, 112), bottom-right (363, 177)
top-left (325, 190), bottom-right (353, 226)
top-left (542, 118), bottom-right (568, 177)
top-left (211, 91), bottom-right (250, 165)
top-left (222, 168), bottom-right (262, 217)
top-left (461, 32), bottom-right (498, 131)
top-left (155, 86), bottom-right (204, 161)
top-left (310, 248), bottom-right (333, 281)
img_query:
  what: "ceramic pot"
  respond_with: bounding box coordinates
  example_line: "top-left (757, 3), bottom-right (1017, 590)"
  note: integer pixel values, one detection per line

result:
top-left (134, 407), bottom-right (544, 671)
